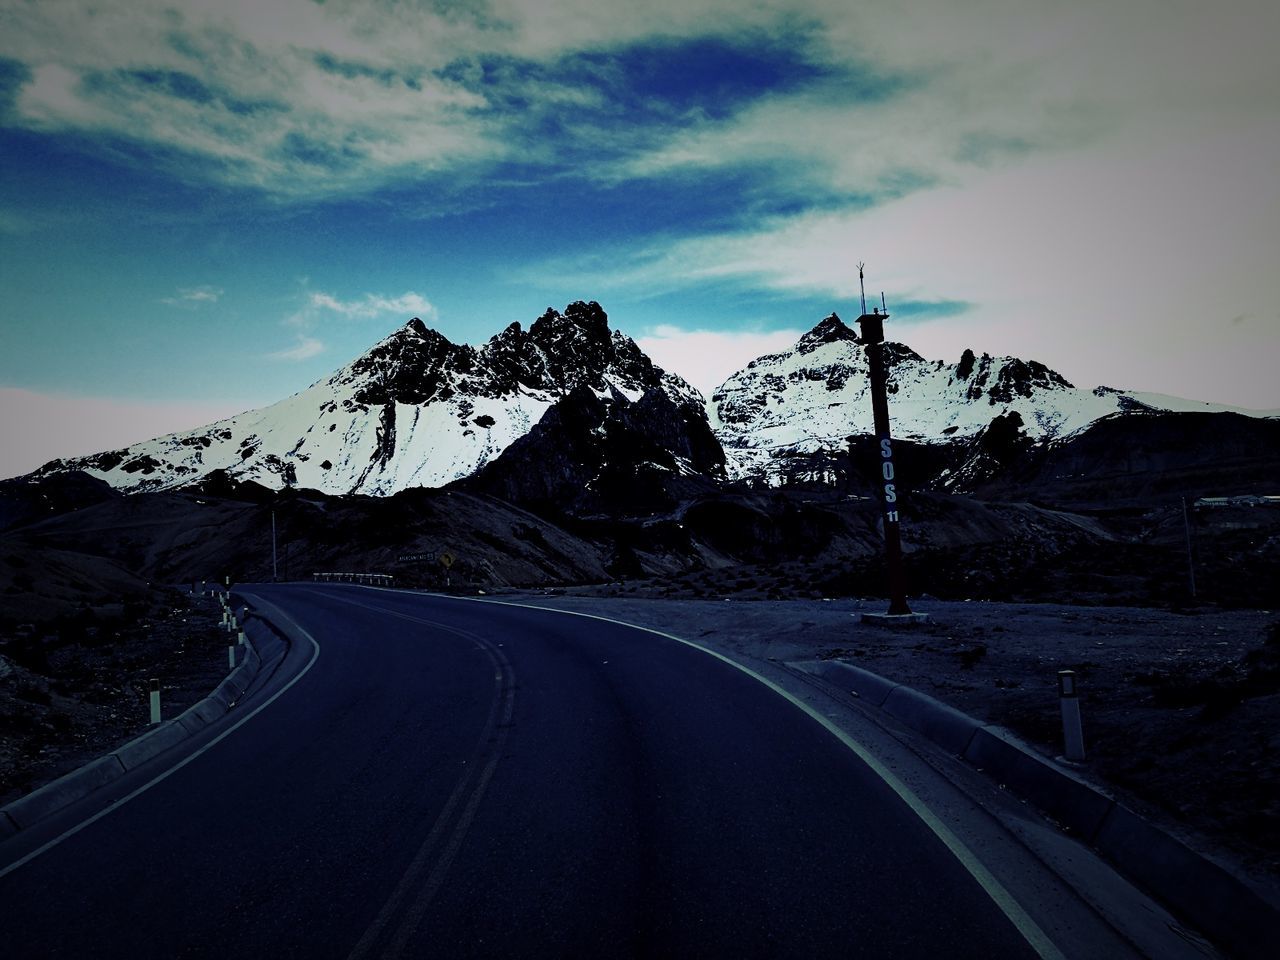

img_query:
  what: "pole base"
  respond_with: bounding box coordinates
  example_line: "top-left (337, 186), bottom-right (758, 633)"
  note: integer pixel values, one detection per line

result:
top-left (860, 612), bottom-right (931, 626)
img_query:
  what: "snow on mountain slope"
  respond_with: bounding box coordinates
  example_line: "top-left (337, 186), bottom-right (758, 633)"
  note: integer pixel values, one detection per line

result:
top-left (33, 302), bottom-right (706, 496)
top-left (710, 313), bottom-right (1273, 484)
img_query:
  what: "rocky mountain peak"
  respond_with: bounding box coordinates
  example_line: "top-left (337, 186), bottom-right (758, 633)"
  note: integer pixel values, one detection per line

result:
top-left (529, 300), bottom-right (611, 347)
top-left (347, 321), bottom-right (475, 406)
top-left (881, 341), bottom-right (925, 367)
top-left (499, 300), bottom-right (664, 396)
top-left (796, 312), bottom-right (858, 355)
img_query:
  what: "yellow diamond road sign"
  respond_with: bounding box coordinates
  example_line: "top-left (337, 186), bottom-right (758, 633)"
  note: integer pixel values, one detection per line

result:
top-left (440, 552), bottom-right (455, 569)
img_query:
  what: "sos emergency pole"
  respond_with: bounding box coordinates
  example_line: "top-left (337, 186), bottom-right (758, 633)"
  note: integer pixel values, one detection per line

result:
top-left (855, 266), bottom-right (914, 618)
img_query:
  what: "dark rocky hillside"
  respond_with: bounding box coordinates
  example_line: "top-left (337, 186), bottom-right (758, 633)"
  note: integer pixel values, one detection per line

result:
top-left (460, 384), bottom-right (725, 515)
top-left (980, 410), bottom-right (1280, 503)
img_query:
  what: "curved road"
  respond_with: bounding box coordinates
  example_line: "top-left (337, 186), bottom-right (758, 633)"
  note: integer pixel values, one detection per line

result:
top-left (1, 584), bottom-right (1047, 958)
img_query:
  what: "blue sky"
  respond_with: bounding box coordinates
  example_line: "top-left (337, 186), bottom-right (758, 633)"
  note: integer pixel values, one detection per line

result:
top-left (2, 0), bottom-right (1278, 478)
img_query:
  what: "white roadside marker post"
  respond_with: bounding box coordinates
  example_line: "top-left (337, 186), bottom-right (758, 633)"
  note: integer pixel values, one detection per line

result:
top-left (149, 678), bottom-right (161, 725)
top-left (1058, 670), bottom-right (1086, 761)
top-left (228, 644), bottom-right (237, 669)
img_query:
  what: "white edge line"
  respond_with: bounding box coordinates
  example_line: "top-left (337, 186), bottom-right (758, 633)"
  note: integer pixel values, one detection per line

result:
top-left (428, 590), bottom-right (1069, 960)
top-left (0, 595), bottom-right (321, 880)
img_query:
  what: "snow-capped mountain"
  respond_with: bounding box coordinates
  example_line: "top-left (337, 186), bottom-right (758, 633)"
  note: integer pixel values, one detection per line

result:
top-left (31, 302), bottom-right (1273, 501)
top-left (33, 301), bottom-right (707, 496)
top-left (709, 313), bottom-right (1272, 486)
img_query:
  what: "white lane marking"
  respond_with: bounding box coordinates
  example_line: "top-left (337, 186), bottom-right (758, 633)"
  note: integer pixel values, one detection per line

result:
top-left (0, 593), bottom-right (321, 880)
top-left (424, 591), bottom-right (1068, 960)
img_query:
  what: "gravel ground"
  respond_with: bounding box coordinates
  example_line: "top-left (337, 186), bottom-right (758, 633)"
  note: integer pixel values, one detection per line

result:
top-left (0, 588), bottom-right (233, 805)
top-left (507, 590), bottom-right (1280, 896)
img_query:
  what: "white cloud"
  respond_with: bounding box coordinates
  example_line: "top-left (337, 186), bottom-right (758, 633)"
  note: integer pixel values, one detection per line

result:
top-left (268, 335), bottom-right (325, 362)
top-left (618, 119), bottom-right (1280, 409)
top-left (636, 325), bottom-right (805, 396)
top-left (309, 291), bottom-right (436, 321)
top-left (0, 1), bottom-right (504, 195)
top-left (0, 387), bottom-right (247, 480)
top-left (161, 285), bottom-right (223, 307)
top-left (0, 0), bottom-right (788, 197)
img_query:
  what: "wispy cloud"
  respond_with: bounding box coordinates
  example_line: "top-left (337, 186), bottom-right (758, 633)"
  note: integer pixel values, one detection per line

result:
top-left (267, 288), bottom-right (434, 362)
top-left (309, 291), bottom-right (436, 321)
top-left (161, 284), bottom-right (222, 307)
top-left (268, 335), bottom-right (325, 362)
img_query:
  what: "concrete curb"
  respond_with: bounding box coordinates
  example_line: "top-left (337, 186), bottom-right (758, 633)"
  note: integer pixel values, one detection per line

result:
top-left (0, 599), bottom-right (286, 837)
top-left (2, 755), bottom-right (126, 830)
top-left (881, 684), bottom-right (981, 756)
top-left (798, 659), bottom-right (1279, 960)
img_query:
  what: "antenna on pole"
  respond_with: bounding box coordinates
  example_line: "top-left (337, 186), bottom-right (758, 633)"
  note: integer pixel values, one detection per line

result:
top-left (881, 291), bottom-right (887, 313)
top-left (857, 261), bottom-right (867, 316)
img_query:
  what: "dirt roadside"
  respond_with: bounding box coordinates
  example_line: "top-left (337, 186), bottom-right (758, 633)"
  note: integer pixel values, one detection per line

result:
top-left (0, 587), bottom-right (234, 806)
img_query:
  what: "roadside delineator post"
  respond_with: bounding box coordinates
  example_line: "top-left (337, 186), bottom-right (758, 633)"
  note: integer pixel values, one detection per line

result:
top-left (228, 644), bottom-right (237, 669)
top-left (149, 678), bottom-right (161, 725)
top-left (1058, 670), bottom-right (1086, 761)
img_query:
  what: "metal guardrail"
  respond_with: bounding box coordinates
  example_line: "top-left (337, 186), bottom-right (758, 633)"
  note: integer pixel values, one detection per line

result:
top-left (311, 572), bottom-right (395, 586)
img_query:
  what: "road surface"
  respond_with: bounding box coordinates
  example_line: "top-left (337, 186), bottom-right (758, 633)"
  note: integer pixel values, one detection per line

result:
top-left (2, 584), bottom-right (1056, 958)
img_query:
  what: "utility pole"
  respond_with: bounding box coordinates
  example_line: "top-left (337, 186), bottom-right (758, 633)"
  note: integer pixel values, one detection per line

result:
top-left (272, 508), bottom-right (279, 582)
top-left (855, 264), bottom-right (927, 624)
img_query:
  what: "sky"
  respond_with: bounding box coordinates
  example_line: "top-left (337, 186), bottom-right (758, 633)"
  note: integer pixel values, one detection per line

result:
top-left (1, 0), bottom-right (1278, 479)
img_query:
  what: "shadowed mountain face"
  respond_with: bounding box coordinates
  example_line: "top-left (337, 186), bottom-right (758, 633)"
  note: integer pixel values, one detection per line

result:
top-left (974, 411), bottom-right (1280, 503)
top-left (460, 384), bottom-right (726, 515)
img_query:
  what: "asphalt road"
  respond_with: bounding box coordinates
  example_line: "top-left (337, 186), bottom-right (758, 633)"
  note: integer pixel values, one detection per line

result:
top-left (1, 584), bottom-right (1048, 958)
